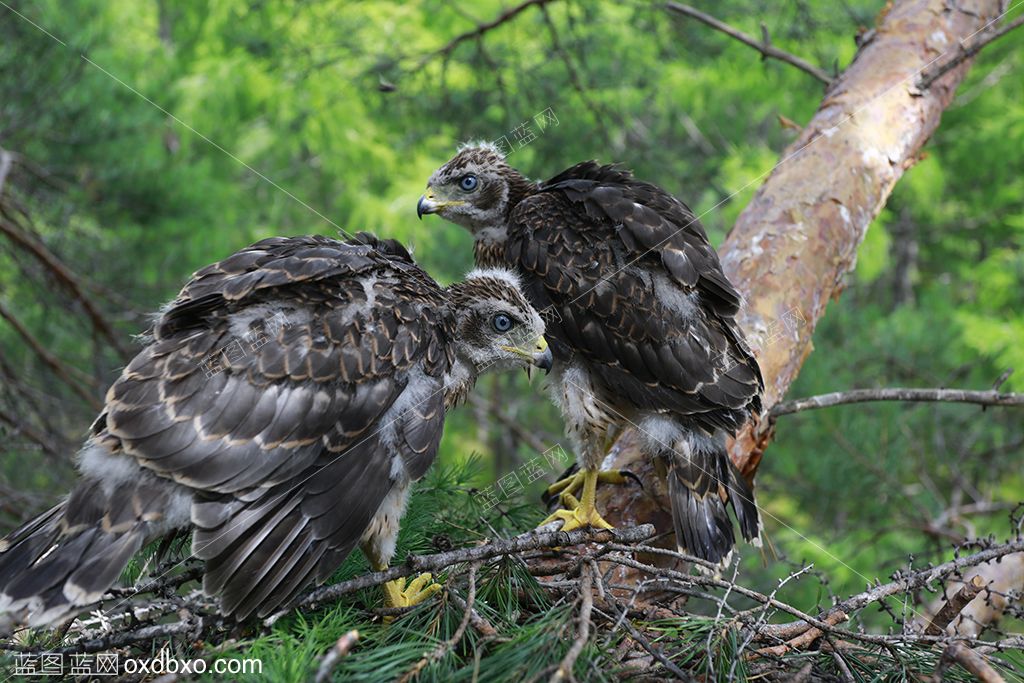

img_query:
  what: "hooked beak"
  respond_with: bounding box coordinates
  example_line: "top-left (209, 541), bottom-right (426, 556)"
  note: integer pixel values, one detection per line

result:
top-left (533, 337), bottom-right (553, 373)
top-left (501, 336), bottom-right (553, 381)
top-left (417, 187), bottom-right (464, 219)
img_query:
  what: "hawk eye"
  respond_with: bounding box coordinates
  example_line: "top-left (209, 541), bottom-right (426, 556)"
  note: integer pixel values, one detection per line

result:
top-left (459, 174), bottom-right (479, 192)
top-left (491, 313), bottom-right (513, 333)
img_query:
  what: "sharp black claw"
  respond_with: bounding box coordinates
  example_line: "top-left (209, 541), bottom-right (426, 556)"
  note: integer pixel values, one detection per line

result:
top-left (620, 470), bottom-right (644, 489)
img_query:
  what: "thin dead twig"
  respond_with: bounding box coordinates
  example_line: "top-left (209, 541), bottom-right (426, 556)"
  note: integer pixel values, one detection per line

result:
top-left (0, 216), bottom-right (131, 360)
top-left (664, 2), bottom-right (832, 85)
top-left (0, 300), bottom-right (101, 409)
top-left (314, 630), bottom-right (360, 683)
top-left (417, 0), bottom-right (557, 69)
top-left (771, 387), bottom-right (1024, 417)
top-left (931, 641), bottom-right (1006, 683)
top-left (925, 574), bottom-right (985, 636)
top-left (918, 13), bottom-right (1024, 90)
top-left (551, 562), bottom-right (594, 682)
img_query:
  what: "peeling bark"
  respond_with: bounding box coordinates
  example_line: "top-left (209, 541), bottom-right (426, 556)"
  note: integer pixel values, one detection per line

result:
top-left (595, 0), bottom-right (1005, 551)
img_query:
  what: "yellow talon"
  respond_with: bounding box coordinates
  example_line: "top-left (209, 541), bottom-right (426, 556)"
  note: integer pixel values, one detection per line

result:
top-left (544, 469), bottom-right (630, 500)
top-left (382, 572), bottom-right (442, 618)
top-left (539, 468), bottom-right (617, 531)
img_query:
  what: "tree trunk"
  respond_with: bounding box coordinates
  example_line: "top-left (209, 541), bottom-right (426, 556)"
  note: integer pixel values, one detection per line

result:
top-left (594, 0), bottom-right (1005, 551)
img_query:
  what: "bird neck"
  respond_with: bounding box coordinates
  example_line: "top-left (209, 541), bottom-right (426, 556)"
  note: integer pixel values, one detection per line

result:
top-left (442, 358), bottom-right (477, 410)
top-left (473, 236), bottom-right (507, 269)
top-left (472, 173), bottom-right (538, 269)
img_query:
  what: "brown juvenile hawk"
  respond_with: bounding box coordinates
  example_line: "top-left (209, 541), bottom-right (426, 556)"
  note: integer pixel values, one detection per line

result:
top-left (0, 232), bottom-right (550, 629)
top-left (419, 145), bottom-right (763, 564)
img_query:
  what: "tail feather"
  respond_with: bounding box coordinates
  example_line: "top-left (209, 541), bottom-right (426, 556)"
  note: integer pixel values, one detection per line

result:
top-left (664, 434), bottom-right (761, 566)
top-left (0, 475), bottom-right (186, 631)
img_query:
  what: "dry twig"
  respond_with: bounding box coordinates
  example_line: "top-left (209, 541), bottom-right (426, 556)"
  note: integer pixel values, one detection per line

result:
top-left (418, 0), bottom-right (557, 68)
top-left (771, 387), bottom-right (1024, 417)
top-left (551, 562), bottom-right (593, 682)
top-left (917, 13), bottom-right (1024, 90)
top-left (0, 300), bottom-right (101, 409)
top-left (931, 641), bottom-right (1006, 683)
top-left (315, 630), bottom-right (360, 683)
top-left (664, 2), bottom-right (832, 85)
top-left (924, 574), bottom-right (985, 636)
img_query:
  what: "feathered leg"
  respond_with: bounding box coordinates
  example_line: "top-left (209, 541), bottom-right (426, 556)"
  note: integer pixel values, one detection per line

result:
top-left (359, 484), bottom-right (440, 614)
top-left (639, 417), bottom-right (761, 566)
top-left (540, 368), bottom-right (635, 530)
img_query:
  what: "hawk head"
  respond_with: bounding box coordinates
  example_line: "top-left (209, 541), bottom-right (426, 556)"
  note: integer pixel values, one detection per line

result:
top-left (419, 143), bottom-right (534, 233)
top-left (446, 267), bottom-right (550, 379)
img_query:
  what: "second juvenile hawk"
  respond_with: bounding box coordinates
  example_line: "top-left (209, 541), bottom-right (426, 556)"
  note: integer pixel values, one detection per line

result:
top-left (419, 145), bottom-right (763, 564)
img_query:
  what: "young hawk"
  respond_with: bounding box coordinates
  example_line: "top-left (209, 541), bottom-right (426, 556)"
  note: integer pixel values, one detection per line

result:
top-left (419, 145), bottom-right (763, 564)
top-left (0, 232), bottom-right (550, 629)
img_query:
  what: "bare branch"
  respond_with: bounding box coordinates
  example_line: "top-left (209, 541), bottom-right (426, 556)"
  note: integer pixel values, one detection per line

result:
top-left (552, 561), bottom-right (593, 682)
top-left (753, 610), bottom-right (848, 658)
top-left (931, 642), bottom-right (1007, 683)
top-left (314, 630), bottom-right (360, 683)
top-left (664, 2), bottom-right (833, 85)
top-left (290, 525), bottom-right (656, 617)
top-left (771, 387), bottom-right (1024, 417)
top-left (418, 0), bottom-right (557, 68)
top-left (0, 216), bottom-right (131, 360)
top-left (0, 300), bottom-right (101, 409)
top-left (918, 13), bottom-right (1024, 90)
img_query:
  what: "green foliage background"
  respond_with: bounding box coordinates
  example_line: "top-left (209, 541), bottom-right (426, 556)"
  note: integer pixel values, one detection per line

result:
top-left (0, 0), bottom-right (1021, 680)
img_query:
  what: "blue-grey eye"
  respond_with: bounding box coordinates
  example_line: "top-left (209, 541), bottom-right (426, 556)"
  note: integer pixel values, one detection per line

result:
top-left (492, 313), bottom-right (513, 332)
top-left (459, 174), bottom-right (478, 192)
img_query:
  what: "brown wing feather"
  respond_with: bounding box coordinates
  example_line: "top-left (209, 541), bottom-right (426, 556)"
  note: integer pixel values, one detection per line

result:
top-left (508, 171), bottom-right (762, 431)
top-left (101, 233), bottom-right (453, 617)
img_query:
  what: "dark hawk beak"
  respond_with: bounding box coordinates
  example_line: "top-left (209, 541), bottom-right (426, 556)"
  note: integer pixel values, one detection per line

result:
top-left (417, 192), bottom-right (438, 219)
top-left (418, 187), bottom-right (464, 219)
top-left (534, 338), bottom-right (553, 373)
top-left (528, 337), bottom-right (553, 381)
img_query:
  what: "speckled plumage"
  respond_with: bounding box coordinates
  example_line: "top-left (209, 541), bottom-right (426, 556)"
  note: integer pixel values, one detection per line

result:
top-left (0, 232), bottom-right (545, 628)
top-left (424, 148), bottom-right (764, 563)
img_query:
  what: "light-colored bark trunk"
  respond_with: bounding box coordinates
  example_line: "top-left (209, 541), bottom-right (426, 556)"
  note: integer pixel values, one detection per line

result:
top-left (595, 0), bottom-right (1006, 566)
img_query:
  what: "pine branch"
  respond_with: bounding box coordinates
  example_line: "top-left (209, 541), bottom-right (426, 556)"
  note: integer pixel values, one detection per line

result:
top-left (290, 525), bottom-right (655, 618)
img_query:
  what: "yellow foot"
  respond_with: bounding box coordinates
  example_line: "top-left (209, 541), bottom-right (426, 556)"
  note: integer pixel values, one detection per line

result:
top-left (383, 573), bottom-right (442, 615)
top-left (540, 493), bottom-right (614, 531)
top-left (544, 469), bottom-right (632, 500)
top-left (540, 468), bottom-right (623, 531)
